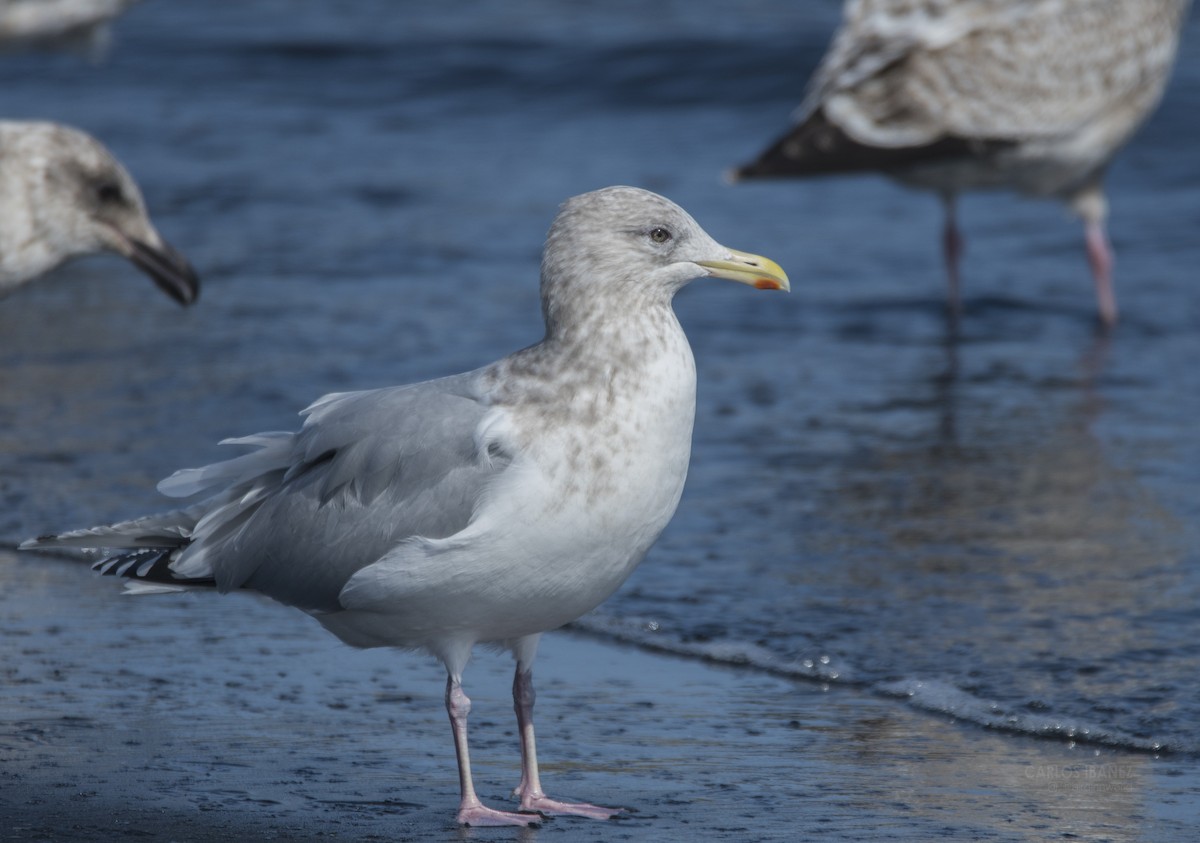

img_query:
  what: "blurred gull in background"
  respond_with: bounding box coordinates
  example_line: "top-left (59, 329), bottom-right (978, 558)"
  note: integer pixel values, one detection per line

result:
top-left (22, 187), bottom-right (788, 826)
top-left (732, 0), bottom-right (1191, 327)
top-left (0, 0), bottom-right (140, 59)
top-left (0, 121), bottom-right (198, 306)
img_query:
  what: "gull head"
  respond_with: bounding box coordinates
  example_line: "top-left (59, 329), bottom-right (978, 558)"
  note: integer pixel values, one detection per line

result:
top-left (540, 186), bottom-right (788, 325)
top-left (20, 122), bottom-right (200, 305)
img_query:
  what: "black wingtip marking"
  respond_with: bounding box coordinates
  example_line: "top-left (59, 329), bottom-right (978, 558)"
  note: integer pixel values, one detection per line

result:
top-left (91, 547), bottom-right (217, 587)
top-left (734, 108), bottom-right (1014, 181)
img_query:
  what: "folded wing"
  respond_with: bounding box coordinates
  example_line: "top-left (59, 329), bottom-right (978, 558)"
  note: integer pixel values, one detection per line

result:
top-left (24, 372), bottom-right (510, 614)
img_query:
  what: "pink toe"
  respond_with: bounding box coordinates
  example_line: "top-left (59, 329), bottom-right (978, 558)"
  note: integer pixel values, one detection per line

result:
top-left (519, 795), bottom-right (624, 820)
top-left (456, 804), bottom-right (541, 827)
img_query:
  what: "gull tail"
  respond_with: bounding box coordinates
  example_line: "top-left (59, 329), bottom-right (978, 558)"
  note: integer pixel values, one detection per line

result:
top-left (20, 506), bottom-right (215, 593)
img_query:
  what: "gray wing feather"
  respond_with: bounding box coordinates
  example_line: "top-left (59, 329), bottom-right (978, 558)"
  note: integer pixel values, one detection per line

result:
top-left (29, 371), bottom-right (509, 614)
top-left (158, 432), bottom-right (294, 498)
top-left (178, 373), bottom-right (506, 611)
top-left (20, 506), bottom-right (202, 550)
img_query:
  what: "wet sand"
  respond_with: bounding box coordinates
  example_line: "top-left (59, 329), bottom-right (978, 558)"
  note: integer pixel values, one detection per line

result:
top-left (2, 549), bottom-right (1196, 842)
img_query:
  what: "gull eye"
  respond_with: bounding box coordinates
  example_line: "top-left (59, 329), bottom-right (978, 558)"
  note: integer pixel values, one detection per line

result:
top-left (649, 227), bottom-right (672, 244)
top-left (96, 182), bottom-right (124, 204)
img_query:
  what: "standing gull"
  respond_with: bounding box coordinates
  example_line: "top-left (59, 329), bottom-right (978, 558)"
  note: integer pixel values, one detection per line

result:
top-left (23, 186), bottom-right (789, 826)
top-left (0, 121), bottom-right (198, 305)
top-left (731, 0), bottom-right (1190, 326)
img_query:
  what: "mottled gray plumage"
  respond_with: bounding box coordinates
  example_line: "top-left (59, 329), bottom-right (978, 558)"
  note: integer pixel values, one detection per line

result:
top-left (0, 121), bottom-right (198, 304)
top-left (24, 186), bottom-right (788, 826)
top-left (733, 0), bottom-right (1191, 326)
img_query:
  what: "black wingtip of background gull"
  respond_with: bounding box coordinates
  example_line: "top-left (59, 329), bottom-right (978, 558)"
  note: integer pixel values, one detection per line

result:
top-left (731, 108), bottom-right (1016, 182)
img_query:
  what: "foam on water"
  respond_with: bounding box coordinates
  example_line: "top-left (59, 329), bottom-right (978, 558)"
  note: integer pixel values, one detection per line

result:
top-left (574, 613), bottom-right (1182, 756)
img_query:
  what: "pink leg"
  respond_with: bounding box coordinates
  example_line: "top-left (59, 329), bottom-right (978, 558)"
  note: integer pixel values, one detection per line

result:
top-left (512, 667), bottom-right (623, 819)
top-left (941, 194), bottom-right (964, 323)
top-left (1085, 218), bottom-right (1117, 328)
top-left (446, 676), bottom-right (540, 827)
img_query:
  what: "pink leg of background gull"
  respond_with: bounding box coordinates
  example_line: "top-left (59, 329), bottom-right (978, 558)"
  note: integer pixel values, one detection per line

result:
top-left (1085, 217), bottom-right (1117, 328)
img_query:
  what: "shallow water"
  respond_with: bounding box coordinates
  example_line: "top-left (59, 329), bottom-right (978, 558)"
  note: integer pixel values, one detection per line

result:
top-left (1, 0), bottom-right (1199, 826)
top-left (7, 545), bottom-right (1198, 842)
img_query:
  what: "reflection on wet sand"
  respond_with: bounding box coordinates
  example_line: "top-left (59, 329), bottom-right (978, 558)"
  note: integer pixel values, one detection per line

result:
top-left (836, 706), bottom-right (1153, 843)
top-left (823, 331), bottom-right (1191, 750)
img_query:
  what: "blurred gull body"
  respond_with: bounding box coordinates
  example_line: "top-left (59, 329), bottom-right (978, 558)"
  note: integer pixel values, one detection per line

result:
top-left (0, 0), bottom-right (139, 58)
top-left (0, 120), bottom-right (198, 306)
top-left (733, 0), bottom-right (1191, 326)
top-left (23, 187), bottom-right (788, 826)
